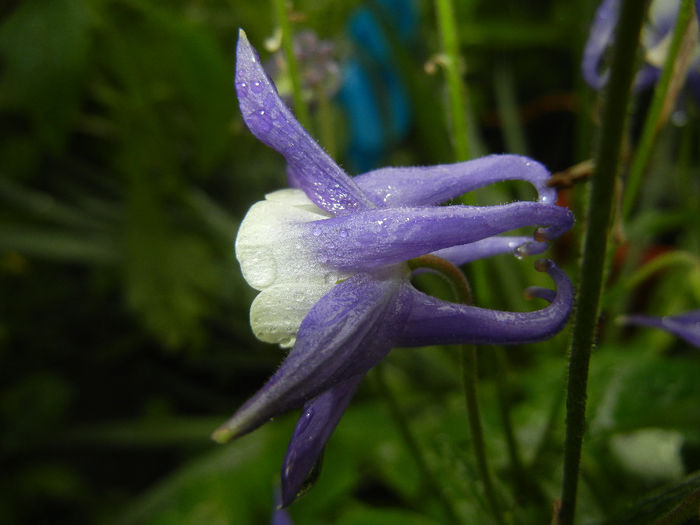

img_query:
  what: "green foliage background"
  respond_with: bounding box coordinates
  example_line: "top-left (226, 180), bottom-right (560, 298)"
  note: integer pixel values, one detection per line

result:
top-left (0, 0), bottom-right (698, 523)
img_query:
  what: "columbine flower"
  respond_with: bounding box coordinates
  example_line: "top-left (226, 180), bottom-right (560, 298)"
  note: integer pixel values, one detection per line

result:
top-left (583, 0), bottom-right (700, 95)
top-left (215, 30), bottom-right (575, 507)
top-left (620, 310), bottom-right (700, 347)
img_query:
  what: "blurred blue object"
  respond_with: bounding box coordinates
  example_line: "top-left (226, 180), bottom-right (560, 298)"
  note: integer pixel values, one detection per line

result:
top-left (337, 0), bottom-right (417, 173)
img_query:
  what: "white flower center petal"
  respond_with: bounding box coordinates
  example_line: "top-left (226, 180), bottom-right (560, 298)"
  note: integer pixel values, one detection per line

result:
top-left (235, 188), bottom-right (350, 347)
top-left (250, 280), bottom-right (341, 348)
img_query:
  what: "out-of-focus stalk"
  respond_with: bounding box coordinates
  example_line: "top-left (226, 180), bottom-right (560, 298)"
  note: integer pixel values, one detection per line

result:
top-left (272, 0), bottom-right (312, 131)
top-left (434, 0), bottom-right (470, 163)
top-left (558, 1), bottom-right (649, 524)
top-left (623, 0), bottom-right (697, 220)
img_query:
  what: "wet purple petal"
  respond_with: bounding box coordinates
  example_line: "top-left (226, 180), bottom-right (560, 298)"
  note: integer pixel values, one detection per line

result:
top-left (582, 0), bottom-right (620, 89)
top-left (354, 154), bottom-right (557, 207)
top-left (307, 203), bottom-right (573, 272)
top-left (281, 374), bottom-right (364, 507)
top-left (432, 236), bottom-right (548, 266)
top-left (620, 310), bottom-right (700, 348)
top-left (398, 259), bottom-right (573, 346)
top-left (213, 270), bottom-right (407, 441)
top-left (235, 30), bottom-right (374, 214)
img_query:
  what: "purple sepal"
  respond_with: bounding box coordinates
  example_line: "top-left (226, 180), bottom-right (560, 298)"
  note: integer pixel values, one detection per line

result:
top-left (281, 374), bottom-right (364, 507)
top-left (398, 259), bottom-right (573, 346)
top-left (620, 311), bottom-right (700, 348)
top-left (215, 271), bottom-right (407, 440)
top-left (582, 0), bottom-right (620, 90)
top-left (432, 236), bottom-right (548, 266)
top-left (235, 30), bottom-right (374, 214)
top-left (308, 203), bottom-right (573, 271)
top-left (354, 155), bottom-right (558, 207)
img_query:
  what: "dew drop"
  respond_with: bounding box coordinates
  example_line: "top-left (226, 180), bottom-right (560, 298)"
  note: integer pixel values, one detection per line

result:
top-left (312, 226), bottom-right (322, 236)
top-left (296, 407), bottom-right (314, 434)
top-left (251, 80), bottom-right (263, 93)
top-left (539, 193), bottom-right (553, 204)
top-left (338, 228), bottom-right (348, 238)
top-left (514, 244), bottom-right (527, 260)
top-left (236, 81), bottom-right (248, 97)
top-left (249, 109), bottom-right (272, 133)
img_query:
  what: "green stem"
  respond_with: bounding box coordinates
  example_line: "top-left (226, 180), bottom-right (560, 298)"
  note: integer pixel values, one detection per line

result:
top-left (272, 0), bottom-right (312, 131)
top-left (462, 346), bottom-right (506, 525)
top-left (493, 349), bottom-right (526, 492)
top-left (374, 367), bottom-right (462, 525)
top-left (316, 87), bottom-right (336, 158)
top-left (622, 0), bottom-right (696, 220)
top-left (558, 1), bottom-right (648, 524)
top-left (434, 0), bottom-right (470, 163)
top-left (409, 255), bottom-right (503, 522)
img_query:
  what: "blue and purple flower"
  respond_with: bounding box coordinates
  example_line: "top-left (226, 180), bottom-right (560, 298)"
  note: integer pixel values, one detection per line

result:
top-left (620, 310), bottom-right (700, 347)
top-left (215, 30), bottom-right (575, 508)
top-left (583, 0), bottom-right (700, 96)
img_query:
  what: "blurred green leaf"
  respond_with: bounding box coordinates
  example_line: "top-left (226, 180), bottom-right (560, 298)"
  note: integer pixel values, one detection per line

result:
top-left (0, 0), bottom-right (91, 152)
top-left (0, 225), bottom-right (118, 263)
top-left (334, 504), bottom-right (444, 525)
top-left (606, 470), bottom-right (700, 525)
top-left (589, 347), bottom-right (700, 436)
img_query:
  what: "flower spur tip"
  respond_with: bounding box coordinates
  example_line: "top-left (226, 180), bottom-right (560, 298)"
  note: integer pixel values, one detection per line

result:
top-left (534, 258), bottom-right (553, 272)
top-left (211, 426), bottom-right (235, 444)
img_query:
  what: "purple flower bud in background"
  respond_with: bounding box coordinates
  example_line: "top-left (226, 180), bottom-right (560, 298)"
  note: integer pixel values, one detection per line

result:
top-left (619, 310), bottom-right (700, 348)
top-left (582, 0), bottom-right (700, 98)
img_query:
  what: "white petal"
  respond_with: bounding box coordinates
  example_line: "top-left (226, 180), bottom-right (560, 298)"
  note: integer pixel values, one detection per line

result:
top-left (235, 189), bottom-right (350, 348)
top-left (250, 279), bottom-right (340, 348)
top-left (235, 189), bottom-right (330, 290)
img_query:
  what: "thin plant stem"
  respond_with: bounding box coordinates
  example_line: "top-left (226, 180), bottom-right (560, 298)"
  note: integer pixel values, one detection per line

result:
top-left (409, 255), bottom-right (503, 522)
top-left (434, 0), bottom-right (470, 163)
top-left (622, 0), bottom-right (696, 220)
top-left (462, 346), bottom-right (506, 525)
top-left (272, 0), bottom-right (312, 132)
top-left (492, 349), bottom-right (526, 490)
top-left (374, 366), bottom-right (462, 525)
top-left (493, 64), bottom-right (528, 157)
top-left (316, 88), bottom-right (336, 158)
top-left (558, 1), bottom-right (649, 524)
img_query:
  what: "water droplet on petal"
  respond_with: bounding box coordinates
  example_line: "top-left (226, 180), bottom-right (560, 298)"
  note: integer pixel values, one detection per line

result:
top-left (339, 228), bottom-right (348, 238)
top-left (236, 81), bottom-right (248, 97)
top-left (249, 108), bottom-right (272, 133)
top-left (251, 80), bottom-right (263, 93)
top-left (514, 245), bottom-right (527, 260)
top-left (312, 226), bottom-right (322, 236)
top-left (296, 407), bottom-right (314, 433)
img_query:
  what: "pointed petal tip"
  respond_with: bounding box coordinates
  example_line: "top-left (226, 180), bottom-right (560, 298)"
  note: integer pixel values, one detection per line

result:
top-left (211, 425), bottom-right (236, 444)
